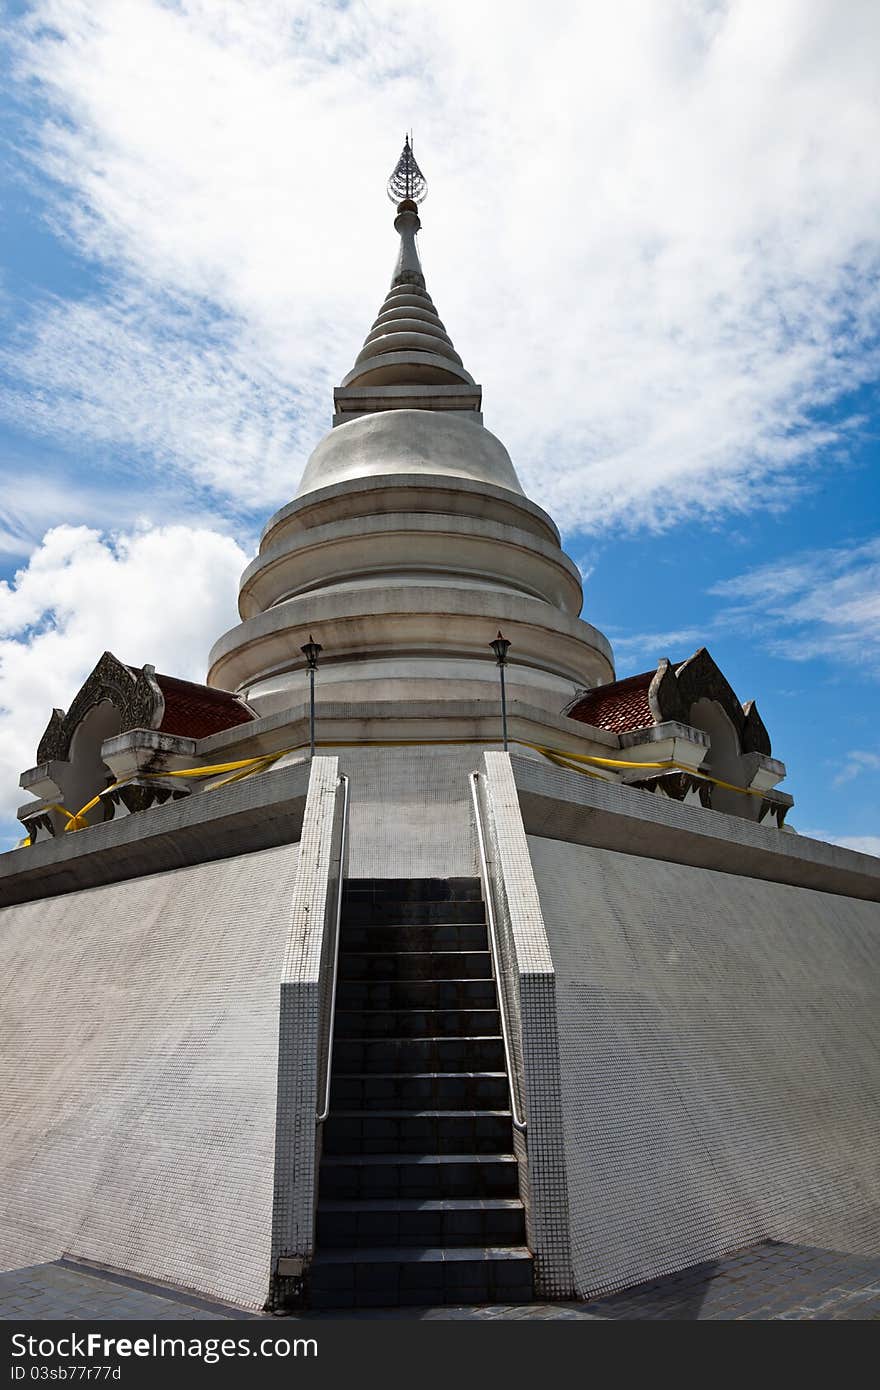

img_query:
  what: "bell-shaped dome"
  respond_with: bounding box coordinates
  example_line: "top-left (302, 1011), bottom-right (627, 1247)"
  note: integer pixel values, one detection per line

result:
top-left (295, 409), bottom-right (524, 498)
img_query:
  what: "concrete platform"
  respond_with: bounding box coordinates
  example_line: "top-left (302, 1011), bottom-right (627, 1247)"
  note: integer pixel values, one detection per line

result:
top-left (1, 1243), bottom-right (877, 1320)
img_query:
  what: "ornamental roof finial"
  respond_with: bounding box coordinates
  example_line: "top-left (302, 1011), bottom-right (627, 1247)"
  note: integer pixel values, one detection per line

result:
top-left (387, 134), bottom-right (427, 207)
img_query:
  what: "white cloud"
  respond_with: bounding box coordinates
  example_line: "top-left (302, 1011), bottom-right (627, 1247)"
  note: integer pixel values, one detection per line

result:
top-left (801, 830), bottom-right (880, 859)
top-left (0, 521), bottom-right (247, 825)
top-left (832, 750), bottom-right (880, 787)
top-left (711, 537), bottom-right (880, 671)
top-left (0, 462), bottom-right (252, 560)
top-left (2, 0), bottom-right (879, 530)
top-left (608, 627), bottom-right (708, 669)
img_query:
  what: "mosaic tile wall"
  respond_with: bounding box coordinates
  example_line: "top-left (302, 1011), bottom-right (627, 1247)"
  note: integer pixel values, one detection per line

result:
top-left (528, 835), bottom-right (880, 1297)
top-left (0, 840), bottom-right (301, 1308)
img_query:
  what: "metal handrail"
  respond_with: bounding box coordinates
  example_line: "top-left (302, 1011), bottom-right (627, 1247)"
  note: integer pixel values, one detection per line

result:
top-left (469, 771), bottom-right (527, 1132)
top-left (316, 772), bottom-right (350, 1125)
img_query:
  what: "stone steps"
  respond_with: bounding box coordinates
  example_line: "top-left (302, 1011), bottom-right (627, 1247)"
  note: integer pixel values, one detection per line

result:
top-left (309, 1244), bottom-right (533, 1310)
top-left (317, 1197), bottom-right (526, 1249)
top-left (338, 950), bottom-right (493, 981)
top-left (329, 1071), bottom-right (510, 1111)
top-left (310, 876), bottom-right (533, 1309)
top-left (332, 1036), bottom-right (507, 1073)
top-left (333, 1009), bottom-right (502, 1039)
top-left (318, 1152), bottom-right (521, 1201)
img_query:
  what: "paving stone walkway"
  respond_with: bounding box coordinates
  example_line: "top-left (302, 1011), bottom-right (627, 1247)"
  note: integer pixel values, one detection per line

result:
top-left (1, 1242), bottom-right (877, 1320)
top-left (585, 1242), bottom-right (880, 1321)
top-left (0, 1262), bottom-right (239, 1321)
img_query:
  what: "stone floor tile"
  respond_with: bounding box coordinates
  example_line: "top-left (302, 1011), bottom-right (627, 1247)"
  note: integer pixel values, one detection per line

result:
top-left (2, 1243), bottom-right (879, 1322)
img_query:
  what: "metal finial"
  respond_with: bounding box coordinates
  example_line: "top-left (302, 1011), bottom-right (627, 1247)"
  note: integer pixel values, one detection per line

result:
top-left (387, 135), bottom-right (427, 206)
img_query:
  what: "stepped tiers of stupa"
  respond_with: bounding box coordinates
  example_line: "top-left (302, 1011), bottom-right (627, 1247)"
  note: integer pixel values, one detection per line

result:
top-left (2, 139), bottom-right (878, 1316)
top-left (209, 174), bottom-right (614, 721)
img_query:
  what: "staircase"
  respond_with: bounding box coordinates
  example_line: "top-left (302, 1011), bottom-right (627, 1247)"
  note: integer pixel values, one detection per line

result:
top-left (310, 876), bottom-right (533, 1309)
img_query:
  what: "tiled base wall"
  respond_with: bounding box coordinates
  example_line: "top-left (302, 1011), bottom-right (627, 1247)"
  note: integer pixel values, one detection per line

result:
top-left (529, 835), bottom-right (880, 1297)
top-left (0, 842), bottom-right (300, 1308)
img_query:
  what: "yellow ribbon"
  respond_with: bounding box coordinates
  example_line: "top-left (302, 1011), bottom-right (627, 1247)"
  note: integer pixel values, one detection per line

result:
top-left (519, 741), bottom-right (767, 798)
top-left (44, 800), bottom-right (99, 830)
top-left (42, 750), bottom-right (290, 832)
top-left (32, 732), bottom-right (769, 840)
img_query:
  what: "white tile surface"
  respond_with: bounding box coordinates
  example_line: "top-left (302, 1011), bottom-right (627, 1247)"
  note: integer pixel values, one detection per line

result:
top-left (529, 834), bottom-right (880, 1297)
top-left (0, 840), bottom-right (301, 1308)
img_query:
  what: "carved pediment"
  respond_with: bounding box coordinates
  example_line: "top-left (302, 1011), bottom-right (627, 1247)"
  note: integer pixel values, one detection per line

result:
top-left (36, 652), bottom-right (165, 763)
top-left (674, 648), bottom-right (744, 730)
top-left (566, 646), bottom-right (773, 759)
top-left (644, 647), bottom-right (772, 756)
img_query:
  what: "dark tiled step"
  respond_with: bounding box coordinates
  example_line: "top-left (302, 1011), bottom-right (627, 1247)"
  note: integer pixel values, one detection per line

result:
top-left (342, 901), bottom-right (486, 926)
top-left (330, 1072), bottom-right (510, 1112)
top-left (322, 1110), bottom-right (513, 1156)
top-left (332, 1036), bottom-right (505, 1074)
top-left (339, 951), bottom-right (492, 982)
top-left (344, 878), bottom-right (482, 903)
top-left (317, 1198), bottom-right (527, 1250)
top-left (334, 1009), bottom-right (501, 1039)
top-left (336, 978), bottom-right (497, 1010)
top-left (340, 924), bottom-right (489, 953)
top-left (318, 1153), bottom-right (520, 1200)
top-left (309, 1245), bottom-right (533, 1309)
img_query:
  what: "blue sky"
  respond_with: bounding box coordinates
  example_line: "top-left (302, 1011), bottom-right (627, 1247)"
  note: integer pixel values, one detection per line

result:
top-left (0, 0), bottom-right (878, 851)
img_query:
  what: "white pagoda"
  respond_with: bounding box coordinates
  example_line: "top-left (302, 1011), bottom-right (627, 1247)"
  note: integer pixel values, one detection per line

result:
top-left (1, 141), bottom-right (877, 1315)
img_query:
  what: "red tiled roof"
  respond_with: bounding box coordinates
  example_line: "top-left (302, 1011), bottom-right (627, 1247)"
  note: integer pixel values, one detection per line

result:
top-left (567, 669), bottom-right (656, 734)
top-left (153, 674), bottom-right (256, 739)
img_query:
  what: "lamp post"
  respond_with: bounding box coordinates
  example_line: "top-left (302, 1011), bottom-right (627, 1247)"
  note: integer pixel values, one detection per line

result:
top-left (490, 630), bottom-right (512, 752)
top-left (300, 634), bottom-right (323, 758)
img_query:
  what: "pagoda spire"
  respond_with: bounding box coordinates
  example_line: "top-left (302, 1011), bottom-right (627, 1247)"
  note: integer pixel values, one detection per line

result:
top-left (330, 136), bottom-right (482, 425)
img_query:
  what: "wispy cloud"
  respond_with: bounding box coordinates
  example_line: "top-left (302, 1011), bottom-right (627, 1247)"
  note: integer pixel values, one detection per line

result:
top-left (0, 457), bottom-right (253, 560)
top-left (1, 0), bottom-right (879, 531)
top-left (606, 627), bottom-right (709, 674)
top-left (603, 535), bottom-right (880, 680)
top-left (0, 292), bottom-right (325, 511)
top-left (800, 830), bottom-right (880, 859)
top-left (832, 749), bottom-right (880, 787)
top-left (711, 537), bottom-right (880, 672)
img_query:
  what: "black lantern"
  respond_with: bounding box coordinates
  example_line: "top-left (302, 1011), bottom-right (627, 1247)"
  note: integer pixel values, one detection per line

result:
top-left (490, 630), bottom-right (512, 752)
top-left (301, 634), bottom-right (323, 758)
